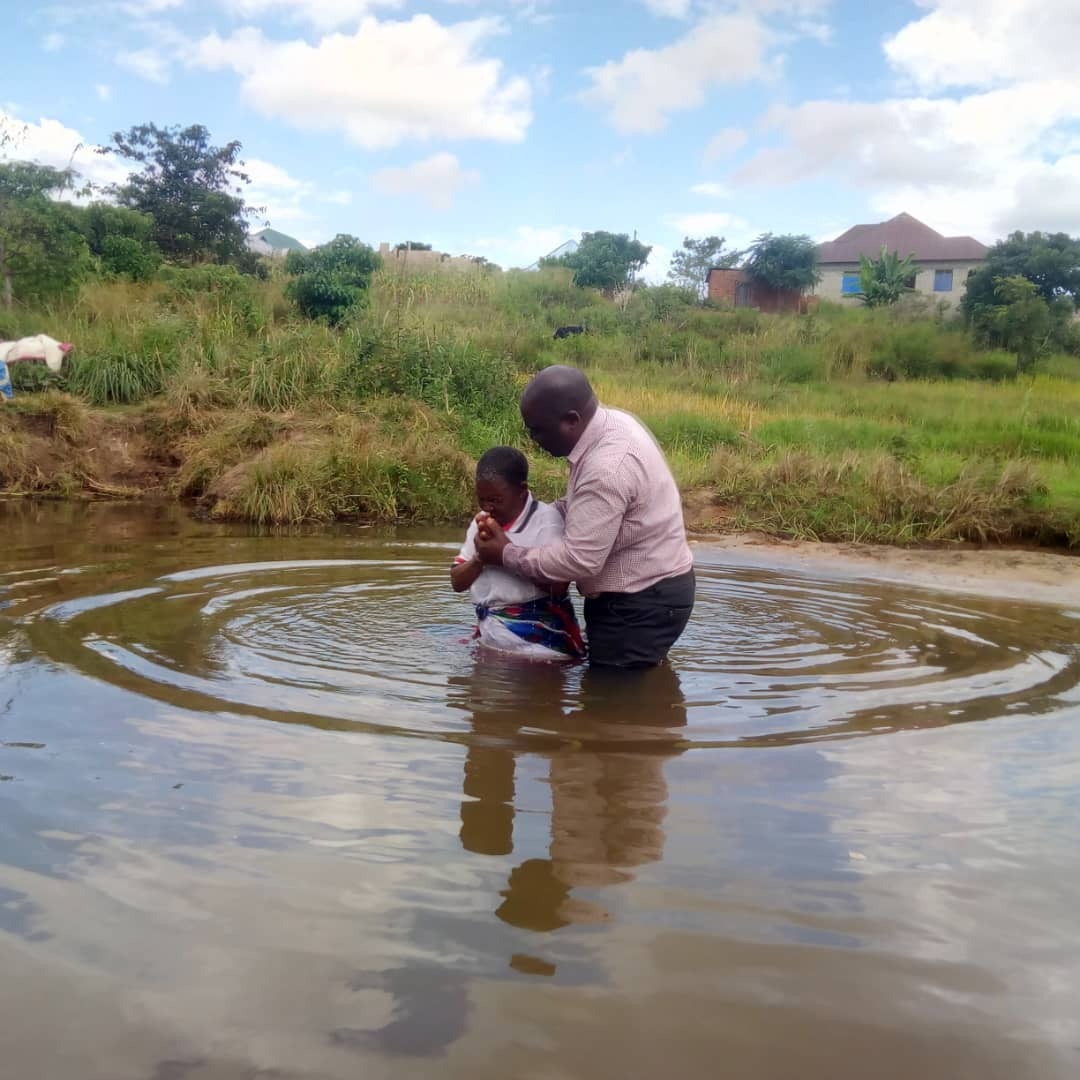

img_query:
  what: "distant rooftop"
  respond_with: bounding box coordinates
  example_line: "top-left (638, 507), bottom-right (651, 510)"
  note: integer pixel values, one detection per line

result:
top-left (525, 238), bottom-right (579, 271)
top-left (247, 228), bottom-right (307, 255)
top-left (817, 213), bottom-right (988, 263)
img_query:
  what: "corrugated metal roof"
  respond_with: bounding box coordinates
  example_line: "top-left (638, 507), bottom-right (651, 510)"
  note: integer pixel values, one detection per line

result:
top-left (817, 213), bottom-right (988, 264)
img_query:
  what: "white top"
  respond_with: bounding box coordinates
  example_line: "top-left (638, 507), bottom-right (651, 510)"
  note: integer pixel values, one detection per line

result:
top-left (455, 493), bottom-right (567, 610)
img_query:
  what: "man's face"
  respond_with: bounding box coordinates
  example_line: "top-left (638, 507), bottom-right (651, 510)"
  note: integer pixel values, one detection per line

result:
top-left (521, 401), bottom-right (577, 457)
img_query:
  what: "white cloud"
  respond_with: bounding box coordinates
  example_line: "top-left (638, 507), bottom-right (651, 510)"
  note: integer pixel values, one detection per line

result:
top-left (445, 0), bottom-right (554, 24)
top-left (42, 33), bottom-right (65, 52)
top-left (113, 0), bottom-right (185, 15)
top-left (0, 110), bottom-right (130, 190)
top-left (473, 224), bottom-right (580, 268)
top-left (371, 152), bottom-right (479, 210)
top-left (580, 14), bottom-right (771, 134)
top-left (244, 157), bottom-right (306, 191)
top-left (665, 210), bottom-right (751, 237)
top-left (734, 79), bottom-right (1080, 241)
top-left (641, 242), bottom-right (672, 284)
top-left (691, 181), bottom-right (730, 198)
top-left (1004, 156), bottom-right (1080, 235)
top-left (222, 0), bottom-right (403, 32)
top-left (885, 0), bottom-right (1080, 92)
top-left (237, 157), bottom-right (355, 242)
top-left (193, 16), bottom-right (532, 149)
top-left (703, 127), bottom-right (748, 164)
top-left (641, 0), bottom-right (693, 16)
top-left (116, 46), bottom-right (171, 83)
top-left (95, 84), bottom-right (112, 100)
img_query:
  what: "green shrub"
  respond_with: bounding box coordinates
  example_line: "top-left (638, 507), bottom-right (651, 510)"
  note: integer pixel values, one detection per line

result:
top-left (286, 235), bottom-right (382, 325)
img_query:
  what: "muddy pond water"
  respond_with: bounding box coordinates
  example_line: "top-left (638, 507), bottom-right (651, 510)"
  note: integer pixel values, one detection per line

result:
top-left (1, 501), bottom-right (1079, 1080)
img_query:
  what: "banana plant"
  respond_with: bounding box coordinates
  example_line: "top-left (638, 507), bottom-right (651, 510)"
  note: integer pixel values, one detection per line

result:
top-left (858, 245), bottom-right (918, 307)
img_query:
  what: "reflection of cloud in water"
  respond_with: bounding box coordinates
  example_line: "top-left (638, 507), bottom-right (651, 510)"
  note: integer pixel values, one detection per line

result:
top-left (820, 717), bottom-right (1080, 1046)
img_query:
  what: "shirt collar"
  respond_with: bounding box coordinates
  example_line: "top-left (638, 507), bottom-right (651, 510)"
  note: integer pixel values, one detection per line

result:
top-left (567, 405), bottom-right (608, 467)
top-left (504, 491), bottom-right (534, 534)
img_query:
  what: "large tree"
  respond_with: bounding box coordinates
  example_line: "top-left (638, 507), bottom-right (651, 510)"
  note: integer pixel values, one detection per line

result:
top-left (858, 245), bottom-right (917, 307)
top-left (550, 231), bottom-right (652, 293)
top-left (668, 235), bottom-right (741, 297)
top-left (0, 162), bottom-right (91, 309)
top-left (101, 123), bottom-right (257, 265)
top-left (963, 231), bottom-right (1080, 315)
top-left (743, 233), bottom-right (820, 293)
top-left (285, 234), bottom-right (382, 324)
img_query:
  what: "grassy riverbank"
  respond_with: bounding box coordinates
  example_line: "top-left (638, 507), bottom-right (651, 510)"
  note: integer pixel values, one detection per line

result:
top-left (2, 267), bottom-right (1079, 545)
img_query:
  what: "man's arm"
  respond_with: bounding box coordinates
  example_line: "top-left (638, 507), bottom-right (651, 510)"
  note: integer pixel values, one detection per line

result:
top-left (500, 467), bottom-right (630, 584)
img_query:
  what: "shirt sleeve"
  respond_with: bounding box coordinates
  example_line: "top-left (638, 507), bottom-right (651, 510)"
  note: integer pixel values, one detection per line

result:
top-left (504, 456), bottom-right (632, 584)
top-left (454, 520), bottom-right (478, 565)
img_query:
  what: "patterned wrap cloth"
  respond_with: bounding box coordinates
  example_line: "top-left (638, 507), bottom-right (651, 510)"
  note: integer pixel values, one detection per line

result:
top-left (474, 595), bottom-right (586, 660)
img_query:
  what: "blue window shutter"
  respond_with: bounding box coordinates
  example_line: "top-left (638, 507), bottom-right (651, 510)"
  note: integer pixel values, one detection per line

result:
top-left (934, 269), bottom-right (954, 292)
top-left (841, 272), bottom-right (861, 295)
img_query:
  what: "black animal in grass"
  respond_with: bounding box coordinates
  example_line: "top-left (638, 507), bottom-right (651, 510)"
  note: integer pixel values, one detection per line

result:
top-left (553, 325), bottom-right (586, 340)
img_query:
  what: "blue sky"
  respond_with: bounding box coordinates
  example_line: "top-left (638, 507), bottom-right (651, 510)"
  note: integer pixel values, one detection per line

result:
top-left (4, 0), bottom-right (1079, 278)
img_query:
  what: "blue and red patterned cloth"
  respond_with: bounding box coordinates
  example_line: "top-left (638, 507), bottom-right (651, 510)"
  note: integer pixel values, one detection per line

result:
top-left (475, 595), bottom-right (586, 660)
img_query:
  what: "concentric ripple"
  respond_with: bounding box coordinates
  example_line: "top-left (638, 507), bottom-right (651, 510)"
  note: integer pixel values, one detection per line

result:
top-left (8, 541), bottom-right (1080, 749)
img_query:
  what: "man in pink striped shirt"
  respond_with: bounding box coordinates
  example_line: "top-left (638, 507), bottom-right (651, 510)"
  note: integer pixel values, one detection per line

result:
top-left (474, 366), bottom-right (695, 668)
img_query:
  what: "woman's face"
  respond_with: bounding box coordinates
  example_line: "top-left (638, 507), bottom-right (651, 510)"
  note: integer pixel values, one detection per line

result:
top-left (476, 476), bottom-right (528, 527)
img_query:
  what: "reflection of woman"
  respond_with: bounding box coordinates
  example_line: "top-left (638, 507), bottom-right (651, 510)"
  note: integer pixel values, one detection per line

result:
top-left (451, 655), bottom-right (567, 860)
top-left (449, 659), bottom-right (688, 944)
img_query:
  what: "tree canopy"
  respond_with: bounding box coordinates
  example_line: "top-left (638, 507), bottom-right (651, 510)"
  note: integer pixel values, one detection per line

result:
top-left (858, 245), bottom-right (917, 307)
top-left (970, 276), bottom-right (1055, 373)
top-left (0, 161), bottom-right (90, 309)
top-left (81, 203), bottom-right (161, 282)
top-left (549, 231), bottom-right (652, 293)
top-left (101, 123), bottom-right (258, 265)
top-left (743, 233), bottom-right (820, 293)
top-left (285, 234), bottom-right (382, 324)
top-left (963, 231), bottom-right (1080, 315)
top-left (668, 235), bottom-right (741, 296)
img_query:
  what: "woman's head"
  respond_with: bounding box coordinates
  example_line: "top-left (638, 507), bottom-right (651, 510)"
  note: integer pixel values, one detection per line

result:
top-left (476, 446), bottom-right (529, 526)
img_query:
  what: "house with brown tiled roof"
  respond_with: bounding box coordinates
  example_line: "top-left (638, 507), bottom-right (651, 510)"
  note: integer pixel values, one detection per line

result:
top-left (815, 213), bottom-right (988, 304)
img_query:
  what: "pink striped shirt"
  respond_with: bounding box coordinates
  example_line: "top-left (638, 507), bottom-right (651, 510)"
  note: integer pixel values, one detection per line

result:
top-left (503, 406), bottom-right (693, 598)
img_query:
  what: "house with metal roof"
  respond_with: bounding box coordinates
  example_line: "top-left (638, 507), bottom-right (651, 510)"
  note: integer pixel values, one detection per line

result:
top-left (815, 213), bottom-right (988, 304)
top-left (246, 228), bottom-right (307, 258)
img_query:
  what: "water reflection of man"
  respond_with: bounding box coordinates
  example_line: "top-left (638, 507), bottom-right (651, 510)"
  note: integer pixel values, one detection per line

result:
top-left (450, 660), bottom-right (689, 948)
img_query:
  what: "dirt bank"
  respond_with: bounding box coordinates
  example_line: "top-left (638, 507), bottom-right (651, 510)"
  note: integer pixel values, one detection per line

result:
top-left (3, 401), bottom-right (1079, 599)
top-left (691, 533), bottom-right (1080, 607)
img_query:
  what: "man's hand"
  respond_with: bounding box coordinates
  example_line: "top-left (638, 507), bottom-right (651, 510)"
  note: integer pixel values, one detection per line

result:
top-left (474, 512), bottom-right (510, 565)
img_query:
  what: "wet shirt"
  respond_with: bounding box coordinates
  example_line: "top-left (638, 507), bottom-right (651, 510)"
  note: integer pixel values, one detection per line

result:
top-left (456, 493), bottom-right (567, 610)
top-left (503, 407), bottom-right (693, 598)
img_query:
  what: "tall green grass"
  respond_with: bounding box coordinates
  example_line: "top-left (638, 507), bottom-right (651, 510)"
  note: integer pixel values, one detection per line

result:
top-left (5, 265), bottom-right (1080, 543)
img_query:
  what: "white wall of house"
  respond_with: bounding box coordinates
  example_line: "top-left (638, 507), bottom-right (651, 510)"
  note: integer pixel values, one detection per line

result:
top-left (816, 260), bottom-right (985, 304)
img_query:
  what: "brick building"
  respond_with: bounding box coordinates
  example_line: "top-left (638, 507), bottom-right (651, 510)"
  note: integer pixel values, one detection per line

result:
top-left (705, 268), bottom-right (811, 313)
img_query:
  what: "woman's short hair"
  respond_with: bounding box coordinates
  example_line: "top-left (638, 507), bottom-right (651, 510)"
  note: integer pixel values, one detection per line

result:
top-left (476, 445), bottom-right (528, 487)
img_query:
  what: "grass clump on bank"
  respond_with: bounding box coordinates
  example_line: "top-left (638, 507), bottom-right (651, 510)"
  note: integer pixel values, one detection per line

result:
top-left (3, 265), bottom-right (1080, 543)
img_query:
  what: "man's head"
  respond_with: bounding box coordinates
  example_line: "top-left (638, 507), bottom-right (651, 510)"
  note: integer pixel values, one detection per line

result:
top-left (475, 445), bottom-right (529, 526)
top-left (520, 366), bottom-right (598, 458)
